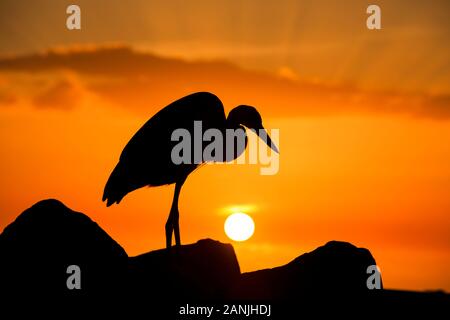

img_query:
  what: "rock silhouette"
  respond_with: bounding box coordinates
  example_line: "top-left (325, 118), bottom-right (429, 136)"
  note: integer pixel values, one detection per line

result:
top-left (0, 199), bottom-right (127, 297)
top-left (233, 241), bottom-right (380, 300)
top-left (128, 239), bottom-right (240, 301)
top-left (0, 199), bottom-right (448, 316)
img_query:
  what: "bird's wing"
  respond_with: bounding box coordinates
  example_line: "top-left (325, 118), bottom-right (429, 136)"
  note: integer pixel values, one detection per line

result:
top-left (103, 92), bottom-right (226, 205)
top-left (121, 91), bottom-right (226, 162)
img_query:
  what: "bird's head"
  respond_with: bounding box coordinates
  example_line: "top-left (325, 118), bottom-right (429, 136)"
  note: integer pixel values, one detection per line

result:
top-left (227, 105), bottom-right (279, 153)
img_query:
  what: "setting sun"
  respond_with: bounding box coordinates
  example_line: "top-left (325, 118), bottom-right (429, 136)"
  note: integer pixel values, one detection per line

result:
top-left (224, 213), bottom-right (255, 242)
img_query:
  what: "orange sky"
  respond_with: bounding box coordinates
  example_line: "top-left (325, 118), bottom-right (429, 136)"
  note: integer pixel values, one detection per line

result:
top-left (0, 0), bottom-right (449, 292)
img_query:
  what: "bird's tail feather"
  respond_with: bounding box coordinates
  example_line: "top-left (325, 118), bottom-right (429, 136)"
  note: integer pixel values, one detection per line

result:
top-left (103, 163), bottom-right (128, 207)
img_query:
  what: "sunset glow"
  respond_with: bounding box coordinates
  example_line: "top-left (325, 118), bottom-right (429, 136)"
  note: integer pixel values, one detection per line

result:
top-left (0, 0), bottom-right (449, 292)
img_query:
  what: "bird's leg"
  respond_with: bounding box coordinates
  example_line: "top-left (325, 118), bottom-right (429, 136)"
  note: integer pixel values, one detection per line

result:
top-left (165, 210), bottom-right (174, 249)
top-left (171, 176), bottom-right (186, 247)
top-left (173, 207), bottom-right (181, 247)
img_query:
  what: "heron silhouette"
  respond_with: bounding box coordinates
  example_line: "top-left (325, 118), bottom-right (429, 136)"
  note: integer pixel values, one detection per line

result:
top-left (103, 92), bottom-right (278, 248)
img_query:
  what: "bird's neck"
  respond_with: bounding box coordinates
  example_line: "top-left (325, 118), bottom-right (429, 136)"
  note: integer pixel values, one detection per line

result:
top-left (225, 118), bottom-right (241, 130)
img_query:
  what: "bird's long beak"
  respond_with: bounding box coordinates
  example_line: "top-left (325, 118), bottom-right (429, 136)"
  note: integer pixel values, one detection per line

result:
top-left (254, 127), bottom-right (279, 153)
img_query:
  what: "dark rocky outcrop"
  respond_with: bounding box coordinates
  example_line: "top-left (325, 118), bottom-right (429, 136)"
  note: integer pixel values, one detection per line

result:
top-left (0, 199), bottom-right (448, 317)
top-left (128, 238), bottom-right (240, 300)
top-left (0, 199), bottom-right (127, 297)
top-left (233, 241), bottom-right (380, 300)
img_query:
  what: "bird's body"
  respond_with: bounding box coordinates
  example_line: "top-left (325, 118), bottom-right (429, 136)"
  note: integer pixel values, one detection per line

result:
top-left (103, 92), bottom-right (277, 248)
top-left (104, 92), bottom-right (222, 205)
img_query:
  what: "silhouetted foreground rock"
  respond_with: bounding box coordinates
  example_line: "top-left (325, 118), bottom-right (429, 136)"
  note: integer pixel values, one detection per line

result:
top-left (128, 239), bottom-right (240, 301)
top-left (233, 241), bottom-right (380, 300)
top-left (0, 199), bottom-right (127, 296)
top-left (0, 199), bottom-right (448, 316)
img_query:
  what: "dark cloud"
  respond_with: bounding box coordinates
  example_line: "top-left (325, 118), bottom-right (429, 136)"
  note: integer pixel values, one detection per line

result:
top-left (0, 46), bottom-right (448, 118)
top-left (32, 78), bottom-right (82, 110)
top-left (0, 90), bottom-right (17, 106)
